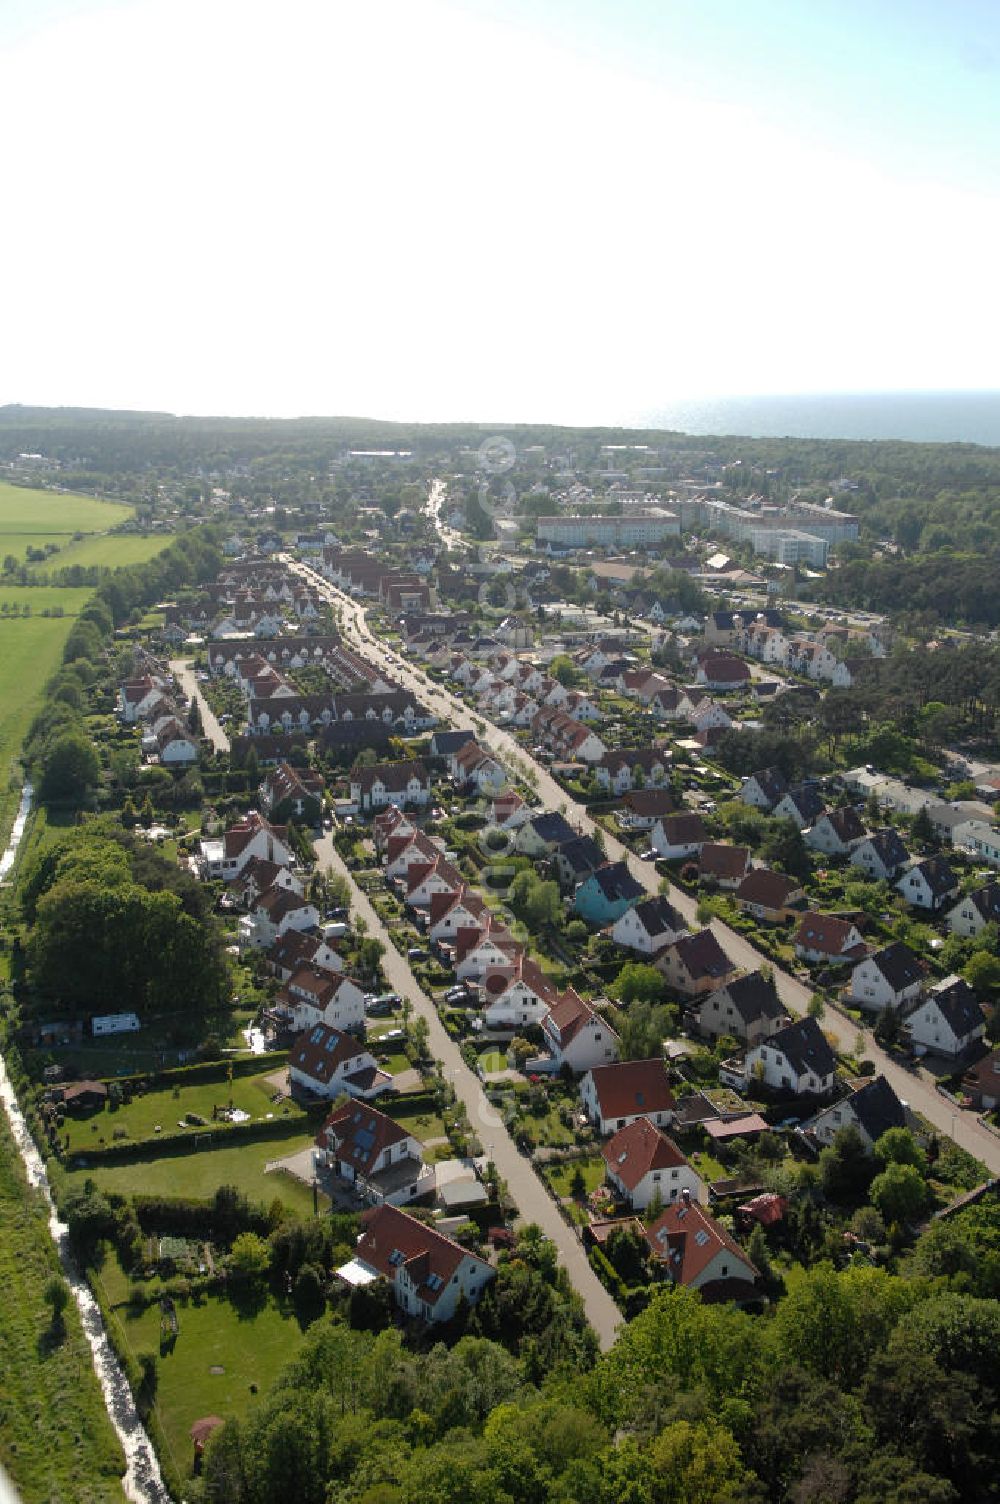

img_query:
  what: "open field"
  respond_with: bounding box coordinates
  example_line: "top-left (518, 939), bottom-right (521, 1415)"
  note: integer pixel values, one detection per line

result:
top-left (0, 602), bottom-right (96, 844)
top-left (30, 532), bottom-right (173, 574)
top-left (62, 1132), bottom-right (325, 1219)
top-left (0, 1115), bottom-right (125, 1504)
top-left (0, 481), bottom-right (133, 560)
top-left (93, 1257), bottom-right (304, 1489)
top-left (60, 1068), bottom-right (304, 1154)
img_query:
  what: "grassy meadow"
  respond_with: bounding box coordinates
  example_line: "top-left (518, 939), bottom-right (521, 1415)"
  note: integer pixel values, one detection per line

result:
top-left (0, 481), bottom-right (133, 561)
top-left (30, 532), bottom-right (173, 574)
top-left (0, 1115), bottom-right (125, 1504)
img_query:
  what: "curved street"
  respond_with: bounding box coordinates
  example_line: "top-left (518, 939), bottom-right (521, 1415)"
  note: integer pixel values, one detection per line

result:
top-left (290, 559), bottom-right (1000, 1183)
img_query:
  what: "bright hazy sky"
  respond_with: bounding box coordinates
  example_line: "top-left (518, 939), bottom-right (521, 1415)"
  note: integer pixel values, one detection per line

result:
top-left (2, 0), bottom-right (998, 421)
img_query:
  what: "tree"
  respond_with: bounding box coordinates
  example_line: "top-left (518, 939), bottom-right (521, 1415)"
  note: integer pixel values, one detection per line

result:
top-left (911, 803), bottom-right (937, 847)
top-left (229, 1232), bottom-right (271, 1285)
top-left (870, 1162), bottom-right (928, 1224)
top-left (550, 654), bottom-right (581, 687)
top-left (819, 1125), bottom-right (875, 1200)
top-left (963, 949), bottom-right (1000, 995)
top-left (874, 1127), bottom-right (925, 1170)
top-left (39, 731), bottom-right (99, 803)
top-left (610, 962), bottom-right (664, 1008)
top-left (650, 1418), bottom-right (755, 1504)
top-left (760, 817), bottom-right (811, 879)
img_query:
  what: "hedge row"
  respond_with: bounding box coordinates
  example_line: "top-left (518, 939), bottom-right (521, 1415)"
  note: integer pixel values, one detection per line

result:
top-left (96, 1051), bottom-right (290, 1093)
top-left (66, 1109), bottom-right (317, 1168)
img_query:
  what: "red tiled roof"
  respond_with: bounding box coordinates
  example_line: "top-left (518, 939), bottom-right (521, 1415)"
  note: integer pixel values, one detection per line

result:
top-left (587, 1058), bottom-right (675, 1122)
top-left (645, 1200), bottom-right (757, 1286)
top-left (602, 1116), bottom-right (686, 1191)
top-left (354, 1204), bottom-right (489, 1305)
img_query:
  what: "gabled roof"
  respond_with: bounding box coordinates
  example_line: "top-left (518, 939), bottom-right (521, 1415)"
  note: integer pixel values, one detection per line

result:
top-left (432, 729), bottom-right (477, 755)
top-left (744, 767), bottom-right (787, 804)
top-left (428, 884), bottom-right (488, 926)
top-left (254, 886), bottom-right (312, 921)
top-left (583, 861), bottom-right (645, 905)
top-left (602, 1116), bottom-right (687, 1191)
top-left (645, 1201), bottom-right (757, 1289)
top-left (698, 843), bottom-right (750, 881)
top-left (845, 1074), bottom-right (906, 1142)
top-left (817, 805), bottom-right (867, 843)
top-left (794, 911), bottom-right (862, 957)
top-left (903, 855), bottom-right (958, 899)
top-left (764, 1015), bottom-right (836, 1078)
top-left (353, 1204), bottom-right (489, 1305)
top-left (269, 931), bottom-right (333, 973)
top-left (778, 784), bottom-right (825, 823)
top-left (556, 835), bottom-right (606, 877)
top-left (629, 895), bottom-right (683, 938)
top-left (526, 811), bottom-right (578, 847)
top-left (290, 1023), bottom-right (369, 1083)
top-left (964, 882), bottom-right (1000, 925)
top-left (706, 969), bottom-right (785, 1027)
top-left (658, 812), bottom-right (708, 844)
top-left (864, 941), bottom-right (926, 992)
top-left (353, 759), bottom-right (429, 794)
top-left (858, 827), bottom-right (910, 869)
top-left (587, 1058), bottom-right (675, 1123)
top-left (735, 868), bottom-right (802, 909)
top-left (317, 1102), bottom-right (413, 1175)
top-left (620, 788), bottom-right (676, 818)
top-left (666, 928), bottom-right (735, 981)
top-left (543, 989), bottom-right (618, 1049)
top-left (925, 975), bottom-right (984, 1038)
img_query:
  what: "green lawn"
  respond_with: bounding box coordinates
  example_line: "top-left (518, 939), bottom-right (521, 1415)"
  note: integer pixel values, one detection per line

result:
top-left (60, 1068), bottom-right (301, 1153)
top-left (92, 1264), bottom-right (304, 1487)
top-left (30, 533), bottom-right (173, 574)
top-left (63, 1133), bottom-right (324, 1219)
top-left (0, 481), bottom-right (133, 558)
top-left (478, 1048), bottom-right (508, 1074)
top-left (0, 1114), bottom-right (125, 1504)
top-left (545, 1155), bottom-right (606, 1198)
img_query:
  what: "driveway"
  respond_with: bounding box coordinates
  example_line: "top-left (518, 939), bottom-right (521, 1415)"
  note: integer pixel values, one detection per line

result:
top-left (312, 830), bottom-right (623, 1350)
top-left (169, 658), bottom-right (230, 752)
top-left (292, 558), bottom-right (1000, 1179)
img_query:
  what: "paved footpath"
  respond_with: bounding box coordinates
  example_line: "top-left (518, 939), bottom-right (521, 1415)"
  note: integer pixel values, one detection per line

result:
top-left (291, 564), bottom-right (1000, 1182)
top-left (313, 830), bottom-right (623, 1351)
top-left (169, 658), bottom-right (230, 752)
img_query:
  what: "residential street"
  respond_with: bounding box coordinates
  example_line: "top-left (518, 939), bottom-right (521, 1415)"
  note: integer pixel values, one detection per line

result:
top-left (293, 561), bottom-right (1000, 1181)
top-left (170, 658), bottom-right (230, 752)
top-left (312, 830), bottom-right (624, 1351)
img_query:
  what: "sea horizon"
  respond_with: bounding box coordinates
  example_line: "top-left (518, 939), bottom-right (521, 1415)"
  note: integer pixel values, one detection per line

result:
top-left (636, 390), bottom-right (1000, 447)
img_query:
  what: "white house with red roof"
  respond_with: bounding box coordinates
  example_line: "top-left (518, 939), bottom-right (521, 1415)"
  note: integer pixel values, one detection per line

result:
top-left (428, 886), bottom-right (491, 944)
top-left (268, 930), bottom-right (343, 980)
top-left (455, 922), bottom-right (522, 982)
top-left (644, 1199), bottom-right (758, 1299)
top-left (602, 1118), bottom-right (704, 1211)
top-left (315, 1102), bottom-right (434, 1206)
top-left (118, 676), bottom-right (169, 722)
top-left (384, 829), bottom-right (444, 882)
top-left (278, 965), bottom-right (366, 1034)
top-left (405, 855), bottom-right (464, 910)
top-left (453, 741), bottom-right (507, 796)
top-left (239, 886), bottom-right (320, 949)
top-left (338, 1204), bottom-right (494, 1323)
top-left (579, 1057), bottom-right (676, 1135)
top-left (490, 790), bottom-right (531, 830)
top-left (480, 954), bottom-right (560, 1030)
top-left (200, 811), bottom-right (294, 881)
top-left (289, 1023), bottom-right (392, 1101)
top-left (540, 991), bottom-right (620, 1074)
top-left (373, 805), bottom-right (418, 856)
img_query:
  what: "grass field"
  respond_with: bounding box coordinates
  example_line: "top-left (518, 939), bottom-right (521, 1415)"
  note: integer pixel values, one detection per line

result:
top-left (0, 481), bottom-right (133, 560)
top-left (93, 1258), bottom-right (304, 1487)
top-left (545, 1155), bottom-right (606, 1198)
top-left (60, 1068), bottom-right (303, 1154)
top-left (0, 1114), bottom-right (125, 1504)
top-left (63, 1133), bottom-right (325, 1219)
top-left (30, 533), bottom-right (173, 574)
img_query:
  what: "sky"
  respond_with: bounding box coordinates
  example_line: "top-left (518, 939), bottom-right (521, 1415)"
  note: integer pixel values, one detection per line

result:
top-left (1, 0), bottom-right (998, 422)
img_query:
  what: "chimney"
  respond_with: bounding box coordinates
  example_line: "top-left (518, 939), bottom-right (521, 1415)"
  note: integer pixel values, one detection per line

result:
top-left (681, 1187), bottom-right (691, 1205)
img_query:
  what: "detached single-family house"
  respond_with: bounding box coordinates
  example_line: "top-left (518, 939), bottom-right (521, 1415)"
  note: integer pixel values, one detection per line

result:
top-left (552, 835), bottom-right (607, 893)
top-left (268, 930), bottom-right (343, 980)
top-left (574, 861), bottom-right (645, 926)
top-left (805, 1074), bottom-right (907, 1151)
top-left (695, 653), bottom-right (751, 692)
top-left (946, 881), bottom-right (1000, 938)
top-left (454, 741), bottom-right (507, 795)
top-left (644, 1200), bottom-right (758, 1301)
top-left (261, 761), bottom-right (325, 824)
top-left (339, 1204), bottom-right (494, 1323)
top-left (540, 991), bottom-right (620, 1075)
top-left (241, 887), bottom-right (321, 949)
top-left (200, 811), bottom-right (294, 881)
top-left (846, 942), bottom-right (926, 1013)
top-left (480, 955), bottom-right (560, 1030)
top-left (514, 811), bottom-right (579, 859)
top-left (793, 912), bottom-right (866, 966)
top-left (579, 1057), bottom-right (676, 1135)
top-left (773, 784), bottom-right (826, 830)
top-left (490, 790), bottom-right (531, 830)
top-left (735, 868), bottom-right (805, 923)
top-left (279, 964), bottom-right (366, 1033)
top-left (655, 929), bottom-right (738, 998)
top-left (952, 820), bottom-right (1000, 868)
top-left (315, 1102), bottom-right (434, 1206)
top-left (427, 885), bottom-right (491, 944)
top-left (651, 811), bottom-right (707, 861)
top-left (850, 828), bottom-right (910, 883)
top-left (740, 767), bottom-right (788, 811)
top-left (896, 855), bottom-right (959, 913)
top-left (602, 1118), bottom-right (704, 1211)
top-left (963, 1048), bottom-right (1000, 1111)
top-left (153, 718), bottom-right (199, 765)
top-left (805, 806), bottom-right (867, 856)
top-left (698, 843), bottom-right (751, 890)
top-left (617, 788), bottom-right (676, 831)
top-left (745, 1015), bottom-right (837, 1096)
top-left (697, 970), bottom-right (787, 1047)
top-left (289, 1023), bottom-right (392, 1100)
top-left (904, 975), bottom-right (985, 1059)
top-left (611, 895), bottom-right (686, 955)
top-left (593, 748), bottom-right (669, 796)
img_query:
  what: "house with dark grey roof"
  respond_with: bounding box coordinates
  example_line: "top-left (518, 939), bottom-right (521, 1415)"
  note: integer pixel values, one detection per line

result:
top-left (946, 881), bottom-right (1000, 939)
top-left (904, 976), bottom-right (985, 1058)
top-left (574, 861), bottom-right (645, 925)
top-left (696, 970), bottom-right (787, 1047)
top-left (656, 928), bottom-right (739, 998)
top-left (805, 805), bottom-right (867, 856)
top-left (740, 767), bottom-right (788, 811)
top-left (552, 835), bottom-right (606, 892)
top-left (850, 827), bottom-right (911, 882)
top-left (846, 941), bottom-right (926, 1013)
top-left (896, 855), bottom-right (960, 912)
top-left (514, 810), bottom-right (579, 858)
top-left (806, 1074), bottom-right (907, 1150)
top-left (611, 895), bottom-right (686, 955)
top-left (745, 1015), bottom-right (837, 1096)
top-left (773, 783), bottom-right (826, 830)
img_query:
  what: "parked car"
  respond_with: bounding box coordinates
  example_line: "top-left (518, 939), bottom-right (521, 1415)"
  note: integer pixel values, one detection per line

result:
top-left (407, 946), bottom-right (426, 961)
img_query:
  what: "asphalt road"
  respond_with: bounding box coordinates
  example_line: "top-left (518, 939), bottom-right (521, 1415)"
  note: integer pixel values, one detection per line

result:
top-left (312, 829), bottom-right (624, 1350)
top-left (290, 561), bottom-right (1000, 1180)
top-left (170, 658), bottom-right (231, 752)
